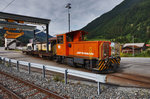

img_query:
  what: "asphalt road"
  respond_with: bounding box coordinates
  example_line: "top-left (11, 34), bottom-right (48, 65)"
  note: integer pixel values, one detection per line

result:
top-left (120, 57), bottom-right (150, 77)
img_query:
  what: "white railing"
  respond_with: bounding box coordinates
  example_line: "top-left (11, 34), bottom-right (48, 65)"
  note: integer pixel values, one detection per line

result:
top-left (0, 56), bottom-right (106, 95)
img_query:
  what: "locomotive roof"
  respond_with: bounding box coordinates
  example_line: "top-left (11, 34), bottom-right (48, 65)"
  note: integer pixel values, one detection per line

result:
top-left (66, 30), bottom-right (88, 34)
top-left (56, 30), bottom-right (88, 36)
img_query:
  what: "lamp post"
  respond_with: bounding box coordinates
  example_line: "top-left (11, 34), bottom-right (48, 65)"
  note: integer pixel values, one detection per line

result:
top-left (65, 3), bottom-right (71, 32)
top-left (131, 24), bottom-right (134, 56)
top-left (132, 36), bottom-right (134, 56)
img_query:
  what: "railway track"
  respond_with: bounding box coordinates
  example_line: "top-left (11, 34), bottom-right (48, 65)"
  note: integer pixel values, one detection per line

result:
top-left (0, 70), bottom-right (67, 99)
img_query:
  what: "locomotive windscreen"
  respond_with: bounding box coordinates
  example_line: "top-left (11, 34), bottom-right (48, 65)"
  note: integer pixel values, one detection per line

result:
top-left (103, 42), bottom-right (110, 58)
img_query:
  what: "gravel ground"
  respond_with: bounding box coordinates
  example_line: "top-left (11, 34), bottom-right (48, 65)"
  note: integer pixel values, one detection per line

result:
top-left (0, 63), bottom-right (150, 99)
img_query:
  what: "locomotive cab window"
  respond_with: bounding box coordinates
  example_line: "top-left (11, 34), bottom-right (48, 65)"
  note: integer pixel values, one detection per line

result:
top-left (67, 34), bottom-right (73, 42)
top-left (103, 43), bottom-right (109, 57)
top-left (57, 36), bottom-right (63, 44)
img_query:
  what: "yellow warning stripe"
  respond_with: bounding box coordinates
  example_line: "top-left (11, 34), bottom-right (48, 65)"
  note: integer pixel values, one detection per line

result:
top-left (113, 59), bottom-right (117, 63)
top-left (103, 65), bottom-right (107, 70)
top-left (98, 60), bottom-right (103, 66)
top-left (98, 62), bottom-right (104, 70)
top-left (118, 58), bottom-right (121, 64)
top-left (111, 59), bottom-right (114, 64)
top-left (98, 61), bottom-right (104, 70)
top-left (107, 60), bottom-right (111, 69)
top-left (114, 58), bottom-right (120, 64)
top-left (100, 65), bottom-right (105, 71)
top-left (118, 61), bottom-right (120, 64)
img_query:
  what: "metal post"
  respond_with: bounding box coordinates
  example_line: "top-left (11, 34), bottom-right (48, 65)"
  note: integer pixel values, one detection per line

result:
top-left (28, 63), bottom-right (31, 74)
top-left (43, 65), bottom-right (45, 78)
top-left (68, 9), bottom-right (70, 32)
top-left (64, 69), bottom-right (68, 84)
top-left (132, 36), bottom-right (134, 56)
top-left (97, 82), bottom-right (101, 95)
top-left (33, 30), bottom-right (36, 51)
top-left (9, 59), bottom-right (11, 67)
top-left (16, 61), bottom-right (19, 72)
top-left (3, 58), bottom-right (5, 65)
top-left (66, 3), bottom-right (71, 32)
top-left (46, 24), bottom-right (49, 53)
top-left (9, 59), bottom-right (12, 72)
top-left (0, 57), bottom-right (2, 63)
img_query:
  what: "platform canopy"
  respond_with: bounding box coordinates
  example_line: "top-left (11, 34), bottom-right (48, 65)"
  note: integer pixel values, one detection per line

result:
top-left (0, 11), bottom-right (51, 52)
top-left (0, 12), bottom-right (50, 25)
top-left (4, 31), bottom-right (24, 39)
top-left (0, 21), bottom-right (36, 31)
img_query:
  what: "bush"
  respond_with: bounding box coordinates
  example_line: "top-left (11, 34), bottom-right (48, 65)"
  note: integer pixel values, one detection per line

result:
top-left (135, 50), bottom-right (150, 57)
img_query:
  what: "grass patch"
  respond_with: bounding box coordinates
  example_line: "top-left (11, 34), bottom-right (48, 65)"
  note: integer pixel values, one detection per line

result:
top-left (120, 53), bottom-right (133, 57)
top-left (121, 50), bottom-right (150, 57)
top-left (53, 75), bottom-right (63, 82)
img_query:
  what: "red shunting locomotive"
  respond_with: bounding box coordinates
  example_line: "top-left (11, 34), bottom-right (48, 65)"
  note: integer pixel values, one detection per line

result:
top-left (56, 30), bottom-right (120, 73)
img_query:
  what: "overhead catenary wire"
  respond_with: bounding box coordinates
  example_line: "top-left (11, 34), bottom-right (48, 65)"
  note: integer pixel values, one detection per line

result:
top-left (1, 0), bottom-right (16, 11)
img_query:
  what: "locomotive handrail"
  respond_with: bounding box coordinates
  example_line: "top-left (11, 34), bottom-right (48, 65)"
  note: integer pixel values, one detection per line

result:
top-left (0, 56), bottom-right (105, 95)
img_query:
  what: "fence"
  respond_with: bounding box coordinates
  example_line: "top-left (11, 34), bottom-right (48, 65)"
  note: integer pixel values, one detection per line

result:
top-left (0, 56), bottom-right (106, 95)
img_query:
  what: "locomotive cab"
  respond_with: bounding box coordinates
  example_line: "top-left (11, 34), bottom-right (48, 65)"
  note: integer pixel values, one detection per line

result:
top-left (56, 30), bottom-right (87, 56)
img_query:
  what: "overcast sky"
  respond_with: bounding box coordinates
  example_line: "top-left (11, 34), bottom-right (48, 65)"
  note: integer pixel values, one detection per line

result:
top-left (0, 0), bottom-right (123, 36)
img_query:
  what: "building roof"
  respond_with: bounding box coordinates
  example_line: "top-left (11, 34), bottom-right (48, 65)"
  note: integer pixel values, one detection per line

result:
top-left (146, 44), bottom-right (150, 47)
top-left (123, 43), bottom-right (145, 48)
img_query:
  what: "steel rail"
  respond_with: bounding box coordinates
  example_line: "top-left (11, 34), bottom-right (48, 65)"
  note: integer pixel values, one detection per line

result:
top-left (0, 70), bottom-right (67, 99)
top-left (0, 83), bottom-right (22, 99)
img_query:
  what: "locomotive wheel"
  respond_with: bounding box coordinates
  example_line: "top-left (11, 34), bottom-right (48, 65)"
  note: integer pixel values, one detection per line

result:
top-left (73, 63), bottom-right (77, 68)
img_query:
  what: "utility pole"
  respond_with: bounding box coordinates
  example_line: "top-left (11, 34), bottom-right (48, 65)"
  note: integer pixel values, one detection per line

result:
top-left (132, 36), bottom-right (134, 56)
top-left (65, 3), bottom-right (71, 32)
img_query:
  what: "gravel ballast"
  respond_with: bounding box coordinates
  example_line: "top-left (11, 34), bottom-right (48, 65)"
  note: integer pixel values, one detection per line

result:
top-left (0, 63), bottom-right (150, 99)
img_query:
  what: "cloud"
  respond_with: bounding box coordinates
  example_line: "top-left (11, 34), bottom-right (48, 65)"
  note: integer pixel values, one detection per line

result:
top-left (0, 0), bottom-right (123, 36)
